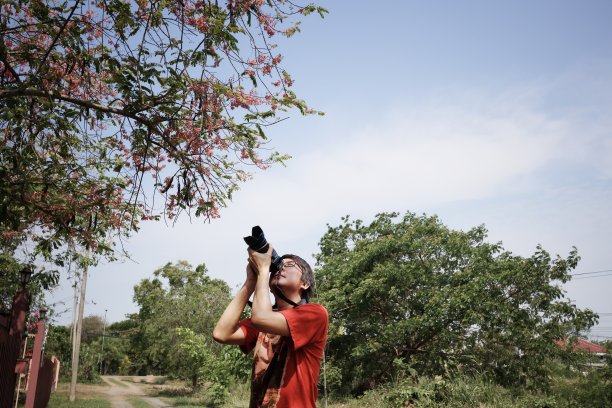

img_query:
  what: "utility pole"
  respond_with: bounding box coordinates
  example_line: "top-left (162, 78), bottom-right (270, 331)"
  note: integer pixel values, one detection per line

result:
top-left (100, 309), bottom-right (107, 375)
top-left (69, 253), bottom-right (89, 402)
top-left (70, 281), bottom-right (78, 345)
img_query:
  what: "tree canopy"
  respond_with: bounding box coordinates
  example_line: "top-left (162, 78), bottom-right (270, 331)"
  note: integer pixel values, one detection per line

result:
top-left (315, 212), bottom-right (598, 394)
top-left (0, 0), bottom-right (326, 261)
top-left (132, 261), bottom-right (243, 389)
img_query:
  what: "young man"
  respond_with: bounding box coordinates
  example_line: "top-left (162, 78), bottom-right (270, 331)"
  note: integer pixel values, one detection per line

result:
top-left (213, 245), bottom-right (328, 408)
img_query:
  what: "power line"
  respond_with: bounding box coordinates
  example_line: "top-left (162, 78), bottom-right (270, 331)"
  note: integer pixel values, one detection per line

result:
top-left (572, 273), bottom-right (612, 280)
top-left (571, 269), bottom-right (612, 276)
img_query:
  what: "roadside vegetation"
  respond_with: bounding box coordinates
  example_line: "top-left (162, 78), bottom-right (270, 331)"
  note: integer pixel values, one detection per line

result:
top-left (39, 212), bottom-right (610, 407)
top-left (125, 396), bottom-right (154, 408)
top-left (46, 384), bottom-right (110, 408)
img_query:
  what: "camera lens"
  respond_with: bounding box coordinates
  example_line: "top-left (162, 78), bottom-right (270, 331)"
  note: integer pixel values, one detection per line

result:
top-left (244, 226), bottom-right (282, 273)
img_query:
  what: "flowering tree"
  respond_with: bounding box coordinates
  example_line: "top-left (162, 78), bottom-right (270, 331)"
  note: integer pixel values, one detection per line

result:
top-left (0, 0), bottom-right (325, 260)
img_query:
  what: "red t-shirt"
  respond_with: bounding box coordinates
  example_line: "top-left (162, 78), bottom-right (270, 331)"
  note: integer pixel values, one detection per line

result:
top-left (239, 303), bottom-right (328, 408)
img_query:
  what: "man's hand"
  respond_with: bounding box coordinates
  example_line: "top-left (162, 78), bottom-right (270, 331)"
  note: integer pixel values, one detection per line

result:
top-left (248, 244), bottom-right (273, 276)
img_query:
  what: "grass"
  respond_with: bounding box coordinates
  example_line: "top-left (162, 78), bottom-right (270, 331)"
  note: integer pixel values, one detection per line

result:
top-left (47, 393), bottom-right (111, 408)
top-left (106, 377), bottom-right (129, 388)
top-left (45, 383), bottom-right (111, 408)
top-left (127, 375), bottom-right (167, 385)
top-left (147, 380), bottom-right (250, 407)
top-left (127, 396), bottom-right (156, 408)
top-left (22, 370), bottom-right (609, 408)
top-left (317, 371), bottom-right (612, 408)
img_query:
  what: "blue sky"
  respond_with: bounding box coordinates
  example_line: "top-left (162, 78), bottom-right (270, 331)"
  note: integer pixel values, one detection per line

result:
top-left (49, 0), bottom-right (612, 339)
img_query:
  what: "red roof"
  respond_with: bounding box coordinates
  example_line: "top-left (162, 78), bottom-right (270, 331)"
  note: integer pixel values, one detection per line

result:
top-left (555, 338), bottom-right (607, 354)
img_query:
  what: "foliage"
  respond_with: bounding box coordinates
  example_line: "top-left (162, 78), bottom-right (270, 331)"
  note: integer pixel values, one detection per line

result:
top-left (105, 313), bottom-right (143, 374)
top-left (79, 314), bottom-right (106, 343)
top-left (132, 261), bottom-right (232, 388)
top-left (0, 252), bottom-right (58, 312)
top-left (1, 0), bottom-right (326, 262)
top-left (321, 370), bottom-right (612, 408)
top-left (125, 397), bottom-right (152, 408)
top-left (315, 212), bottom-right (598, 395)
top-left (46, 315), bottom-right (129, 379)
top-left (75, 341), bottom-right (103, 383)
top-left (148, 379), bottom-right (250, 408)
top-left (45, 324), bottom-right (73, 372)
top-left (92, 335), bottom-right (130, 375)
top-left (339, 375), bottom-right (551, 408)
top-left (175, 326), bottom-right (251, 404)
top-left (551, 352), bottom-right (612, 408)
top-left (48, 394), bottom-right (111, 408)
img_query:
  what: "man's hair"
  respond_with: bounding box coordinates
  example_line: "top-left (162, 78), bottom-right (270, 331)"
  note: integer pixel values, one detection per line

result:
top-left (281, 254), bottom-right (314, 301)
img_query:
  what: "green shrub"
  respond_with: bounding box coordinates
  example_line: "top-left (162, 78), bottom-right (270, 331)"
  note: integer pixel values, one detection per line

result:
top-left (522, 395), bottom-right (560, 408)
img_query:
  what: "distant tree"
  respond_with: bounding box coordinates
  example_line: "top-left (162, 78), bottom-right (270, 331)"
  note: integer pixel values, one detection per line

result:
top-left (76, 341), bottom-right (103, 382)
top-left (45, 324), bottom-right (72, 375)
top-left (132, 261), bottom-right (233, 387)
top-left (315, 212), bottom-right (598, 394)
top-left (106, 314), bottom-right (142, 374)
top-left (47, 323), bottom-right (105, 382)
top-left (89, 335), bottom-right (129, 375)
top-left (107, 317), bottom-right (139, 334)
top-left (1, 0), bottom-right (327, 263)
top-left (78, 314), bottom-right (105, 343)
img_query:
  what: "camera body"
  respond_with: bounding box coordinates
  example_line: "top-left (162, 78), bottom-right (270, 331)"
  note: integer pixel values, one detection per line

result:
top-left (243, 226), bottom-right (283, 273)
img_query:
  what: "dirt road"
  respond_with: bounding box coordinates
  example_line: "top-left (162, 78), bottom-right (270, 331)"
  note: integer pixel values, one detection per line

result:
top-left (101, 376), bottom-right (171, 408)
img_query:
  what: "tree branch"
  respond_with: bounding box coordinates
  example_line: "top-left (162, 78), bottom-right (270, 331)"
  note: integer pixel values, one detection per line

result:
top-left (37, 0), bottom-right (82, 75)
top-left (0, 41), bottom-right (22, 84)
top-left (0, 87), bottom-right (160, 128)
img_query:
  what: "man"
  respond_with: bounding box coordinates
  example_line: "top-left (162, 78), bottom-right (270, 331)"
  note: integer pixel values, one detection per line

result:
top-left (213, 245), bottom-right (328, 408)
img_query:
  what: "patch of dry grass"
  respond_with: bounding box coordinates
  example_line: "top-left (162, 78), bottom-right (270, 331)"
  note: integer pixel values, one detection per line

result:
top-left (45, 382), bottom-right (111, 408)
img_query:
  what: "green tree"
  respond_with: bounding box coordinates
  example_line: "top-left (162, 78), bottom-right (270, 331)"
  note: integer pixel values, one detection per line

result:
top-left (315, 212), bottom-right (598, 395)
top-left (90, 335), bottom-right (129, 375)
top-left (106, 314), bottom-right (141, 374)
top-left (76, 341), bottom-right (103, 383)
top-left (132, 261), bottom-right (233, 388)
top-left (45, 324), bottom-right (72, 376)
top-left (78, 314), bottom-right (105, 343)
top-left (0, 253), bottom-right (58, 312)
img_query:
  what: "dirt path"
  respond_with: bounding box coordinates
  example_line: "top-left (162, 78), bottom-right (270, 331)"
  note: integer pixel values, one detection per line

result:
top-left (101, 376), bottom-right (171, 408)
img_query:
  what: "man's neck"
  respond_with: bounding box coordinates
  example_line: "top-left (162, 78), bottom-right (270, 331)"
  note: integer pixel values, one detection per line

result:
top-left (274, 294), bottom-right (302, 310)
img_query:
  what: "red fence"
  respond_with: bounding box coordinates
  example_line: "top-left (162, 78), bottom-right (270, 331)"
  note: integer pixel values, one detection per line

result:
top-left (0, 291), bottom-right (29, 408)
top-left (0, 291), bottom-right (58, 408)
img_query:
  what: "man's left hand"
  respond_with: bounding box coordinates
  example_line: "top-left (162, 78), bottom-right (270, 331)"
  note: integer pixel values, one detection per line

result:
top-left (247, 245), bottom-right (273, 276)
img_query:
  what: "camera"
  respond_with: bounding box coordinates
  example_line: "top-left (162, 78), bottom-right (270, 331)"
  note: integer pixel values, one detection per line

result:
top-left (243, 226), bottom-right (282, 273)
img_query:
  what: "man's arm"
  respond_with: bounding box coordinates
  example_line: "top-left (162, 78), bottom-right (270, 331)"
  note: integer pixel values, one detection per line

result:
top-left (212, 265), bottom-right (255, 345)
top-left (249, 247), bottom-right (291, 337)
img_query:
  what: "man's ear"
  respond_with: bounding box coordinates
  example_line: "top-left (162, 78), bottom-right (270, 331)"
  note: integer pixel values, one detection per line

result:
top-left (300, 281), bottom-right (311, 291)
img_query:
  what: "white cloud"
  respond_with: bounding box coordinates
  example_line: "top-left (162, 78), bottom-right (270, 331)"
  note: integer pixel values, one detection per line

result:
top-left (234, 90), bottom-right (580, 234)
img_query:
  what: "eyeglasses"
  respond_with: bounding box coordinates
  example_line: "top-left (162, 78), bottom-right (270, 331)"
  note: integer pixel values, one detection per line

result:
top-left (278, 261), bottom-right (302, 273)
